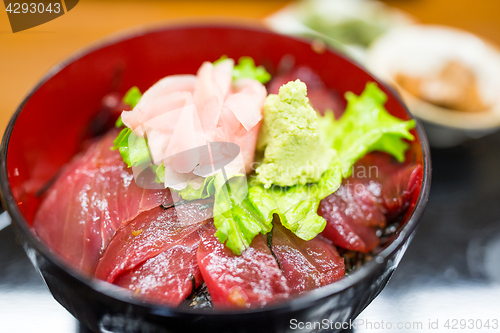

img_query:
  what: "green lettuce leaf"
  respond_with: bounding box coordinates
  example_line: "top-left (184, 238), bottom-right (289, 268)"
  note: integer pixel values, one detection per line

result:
top-left (320, 82), bottom-right (415, 177)
top-left (213, 55), bottom-right (229, 66)
top-left (151, 163), bottom-right (165, 184)
top-left (111, 128), bottom-right (150, 168)
top-left (175, 173), bottom-right (267, 255)
top-left (215, 56), bottom-right (271, 84)
top-left (113, 87), bottom-right (166, 183)
top-left (212, 175), bottom-right (273, 255)
top-left (123, 86), bottom-right (142, 109)
top-left (111, 128), bottom-right (132, 166)
top-left (175, 172), bottom-right (273, 255)
top-left (112, 128), bottom-right (164, 184)
top-left (233, 56), bottom-right (271, 84)
top-left (115, 116), bottom-right (125, 128)
top-left (116, 87), bottom-right (142, 128)
top-left (249, 185), bottom-right (324, 241)
top-left (213, 196), bottom-right (273, 255)
top-left (247, 162), bottom-right (342, 241)
top-left (176, 175), bottom-right (217, 201)
top-left (210, 163), bottom-right (343, 254)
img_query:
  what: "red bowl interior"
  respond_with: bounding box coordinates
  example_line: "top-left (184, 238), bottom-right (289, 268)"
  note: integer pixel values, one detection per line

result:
top-left (4, 25), bottom-right (424, 229)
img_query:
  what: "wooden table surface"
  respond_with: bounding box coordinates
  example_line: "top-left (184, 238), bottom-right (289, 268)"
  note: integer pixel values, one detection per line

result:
top-left (1, 0), bottom-right (500, 135)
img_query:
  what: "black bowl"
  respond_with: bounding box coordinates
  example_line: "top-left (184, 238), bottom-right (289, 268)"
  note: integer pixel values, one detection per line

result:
top-left (0, 24), bottom-right (431, 333)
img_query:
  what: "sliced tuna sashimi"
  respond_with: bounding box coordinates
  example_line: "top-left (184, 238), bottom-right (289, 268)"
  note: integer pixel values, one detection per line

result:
top-left (113, 227), bottom-right (203, 307)
top-left (319, 152), bottom-right (422, 253)
top-left (319, 186), bottom-right (382, 253)
top-left (33, 131), bottom-right (167, 273)
top-left (95, 202), bottom-right (212, 283)
top-left (197, 223), bottom-right (290, 309)
top-left (271, 222), bottom-right (344, 294)
top-left (354, 153), bottom-right (424, 220)
top-left (382, 164), bottom-right (423, 221)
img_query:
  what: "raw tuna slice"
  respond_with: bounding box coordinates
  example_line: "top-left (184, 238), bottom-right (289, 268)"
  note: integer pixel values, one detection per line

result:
top-left (113, 227), bottom-right (203, 306)
top-left (271, 222), bottom-right (344, 294)
top-left (319, 184), bottom-right (383, 253)
top-left (33, 131), bottom-right (167, 274)
top-left (319, 153), bottom-right (422, 253)
top-left (197, 223), bottom-right (290, 309)
top-left (354, 153), bottom-right (424, 220)
top-left (95, 202), bottom-right (212, 283)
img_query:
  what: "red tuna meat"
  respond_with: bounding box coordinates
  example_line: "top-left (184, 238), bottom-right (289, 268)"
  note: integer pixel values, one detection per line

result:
top-left (95, 202), bottom-right (212, 284)
top-left (319, 178), bottom-right (385, 253)
top-left (319, 153), bottom-right (423, 253)
top-left (33, 131), bottom-right (167, 274)
top-left (197, 223), bottom-right (290, 309)
top-left (113, 226), bottom-right (204, 306)
top-left (271, 222), bottom-right (344, 294)
top-left (354, 153), bottom-right (424, 221)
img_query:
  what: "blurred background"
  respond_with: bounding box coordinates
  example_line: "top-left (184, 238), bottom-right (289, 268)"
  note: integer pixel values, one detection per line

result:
top-left (1, 1), bottom-right (500, 332)
top-left (2, 0), bottom-right (500, 135)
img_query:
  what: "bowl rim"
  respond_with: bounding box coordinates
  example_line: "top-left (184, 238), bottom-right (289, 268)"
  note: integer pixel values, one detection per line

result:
top-left (0, 22), bottom-right (431, 316)
top-left (366, 23), bottom-right (500, 131)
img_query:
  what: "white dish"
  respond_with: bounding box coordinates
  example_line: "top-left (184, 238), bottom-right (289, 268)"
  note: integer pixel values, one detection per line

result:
top-left (266, 0), bottom-right (414, 64)
top-left (367, 25), bottom-right (500, 147)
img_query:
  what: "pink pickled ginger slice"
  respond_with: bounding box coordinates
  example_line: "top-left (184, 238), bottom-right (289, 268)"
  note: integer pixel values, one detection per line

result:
top-left (121, 76), bottom-right (196, 135)
top-left (223, 78), bottom-right (265, 131)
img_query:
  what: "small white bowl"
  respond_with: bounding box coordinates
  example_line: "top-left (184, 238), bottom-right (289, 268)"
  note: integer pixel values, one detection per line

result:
top-left (266, 0), bottom-right (414, 63)
top-left (366, 25), bottom-right (500, 148)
